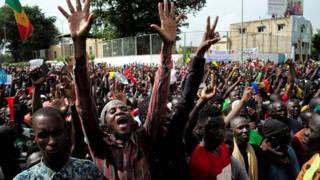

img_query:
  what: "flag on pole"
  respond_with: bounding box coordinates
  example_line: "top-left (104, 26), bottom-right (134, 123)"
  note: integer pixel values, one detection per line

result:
top-left (5, 0), bottom-right (34, 42)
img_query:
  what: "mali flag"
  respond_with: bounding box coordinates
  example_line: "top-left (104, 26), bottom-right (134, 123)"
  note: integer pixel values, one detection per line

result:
top-left (5, 0), bottom-right (33, 42)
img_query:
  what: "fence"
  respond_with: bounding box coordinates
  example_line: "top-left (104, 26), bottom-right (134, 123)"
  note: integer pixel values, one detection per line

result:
top-left (33, 31), bottom-right (298, 60)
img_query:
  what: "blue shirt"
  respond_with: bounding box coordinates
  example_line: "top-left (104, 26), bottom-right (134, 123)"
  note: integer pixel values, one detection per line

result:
top-left (267, 146), bottom-right (300, 180)
top-left (14, 157), bottom-right (104, 180)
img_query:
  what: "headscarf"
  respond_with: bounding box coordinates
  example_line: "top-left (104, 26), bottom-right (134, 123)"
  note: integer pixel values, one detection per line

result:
top-left (233, 138), bottom-right (259, 180)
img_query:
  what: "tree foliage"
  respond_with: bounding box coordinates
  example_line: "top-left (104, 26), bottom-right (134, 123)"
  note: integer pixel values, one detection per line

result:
top-left (91, 0), bottom-right (206, 39)
top-left (312, 30), bottom-right (320, 59)
top-left (0, 5), bottom-right (59, 61)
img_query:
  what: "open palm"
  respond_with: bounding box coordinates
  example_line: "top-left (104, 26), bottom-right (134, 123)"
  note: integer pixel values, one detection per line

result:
top-left (68, 11), bottom-right (91, 38)
top-left (150, 0), bottom-right (184, 45)
top-left (58, 0), bottom-right (93, 39)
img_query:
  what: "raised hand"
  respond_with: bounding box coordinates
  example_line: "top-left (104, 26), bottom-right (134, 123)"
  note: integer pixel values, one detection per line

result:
top-left (196, 16), bottom-right (221, 58)
top-left (150, 0), bottom-right (184, 53)
top-left (199, 85), bottom-right (217, 102)
top-left (64, 83), bottom-right (76, 104)
top-left (58, 0), bottom-right (93, 40)
top-left (30, 67), bottom-right (47, 87)
top-left (210, 70), bottom-right (218, 87)
top-left (31, 76), bottom-right (46, 87)
top-left (241, 87), bottom-right (253, 102)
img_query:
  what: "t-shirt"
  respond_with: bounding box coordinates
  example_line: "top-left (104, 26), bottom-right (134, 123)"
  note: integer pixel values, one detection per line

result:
top-left (189, 143), bottom-right (232, 180)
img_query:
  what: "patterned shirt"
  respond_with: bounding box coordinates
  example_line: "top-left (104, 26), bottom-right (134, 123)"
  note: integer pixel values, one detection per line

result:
top-left (14, 157), bottom-right (104, 180)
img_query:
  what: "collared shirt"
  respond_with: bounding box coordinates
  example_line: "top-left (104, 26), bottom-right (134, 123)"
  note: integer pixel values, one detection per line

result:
top-left (14, 157), bottom-right (104, 180)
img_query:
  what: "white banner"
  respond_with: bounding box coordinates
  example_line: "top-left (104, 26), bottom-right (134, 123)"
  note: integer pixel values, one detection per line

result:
top-left (205, 51), bottom-right (232, 63)
top-left (29, 59), bottom-right (44, 69)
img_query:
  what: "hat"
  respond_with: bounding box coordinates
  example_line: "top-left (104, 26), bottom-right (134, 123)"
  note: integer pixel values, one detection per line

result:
top-left (262, 119), bottom-right (289, 138)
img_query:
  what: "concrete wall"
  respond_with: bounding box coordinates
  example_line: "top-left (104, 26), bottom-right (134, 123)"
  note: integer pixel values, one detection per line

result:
top-left (94, 54), bottom-right (183, 66)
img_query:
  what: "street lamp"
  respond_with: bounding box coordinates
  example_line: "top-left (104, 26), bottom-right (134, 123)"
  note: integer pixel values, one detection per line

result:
top-left (241, 0), bottom-right (244, 63)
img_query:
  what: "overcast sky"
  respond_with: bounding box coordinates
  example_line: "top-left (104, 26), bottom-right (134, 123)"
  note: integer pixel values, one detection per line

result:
top-left (1, 0), bottom-right (319, 34)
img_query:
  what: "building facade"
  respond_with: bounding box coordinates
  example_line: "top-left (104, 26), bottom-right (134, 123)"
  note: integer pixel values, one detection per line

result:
top-left (229, 16), bottom-right (313, 61)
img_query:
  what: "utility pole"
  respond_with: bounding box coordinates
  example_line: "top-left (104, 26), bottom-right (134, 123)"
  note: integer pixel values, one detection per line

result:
top-left (241, 0), bottom-right (244, 63)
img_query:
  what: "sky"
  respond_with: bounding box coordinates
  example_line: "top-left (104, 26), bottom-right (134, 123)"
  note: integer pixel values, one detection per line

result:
top-left (1, 0), bottom-right (319, 34)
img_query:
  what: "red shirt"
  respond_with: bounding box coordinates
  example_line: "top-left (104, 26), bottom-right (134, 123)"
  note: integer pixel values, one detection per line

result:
top-left (189, 143), bottom-right (232, 180)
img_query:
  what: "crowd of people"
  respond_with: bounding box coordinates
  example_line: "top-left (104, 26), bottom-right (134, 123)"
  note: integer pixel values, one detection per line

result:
top-left (0, 0), bottom-right (319, 179)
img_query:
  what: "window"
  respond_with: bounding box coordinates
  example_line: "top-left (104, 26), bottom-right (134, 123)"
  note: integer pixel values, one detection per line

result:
top-left (277, 24), bottom-right (285, 31)
top-left (239, 28), bottom-right (246, 34)
top-left (300, 25), bottom-right (305, 33)
top-left (257, 26), bottom-right (266, 32)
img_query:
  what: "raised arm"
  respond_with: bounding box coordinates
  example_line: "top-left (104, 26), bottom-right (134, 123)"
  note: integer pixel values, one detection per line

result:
top-left (222, 75), bottom-right (242, 99)
top-left (184, 84), bottom-right (217, 155)
top-left (171, 16), bottom-right (220, 140)
top-left (271, 66), bottom-right (282, 93)
top-left (143, 0), bottom-right (183, 140)
top-left (224, 87), bottom-right (252, 125)
top-left (31, 72), bottom-right (46, 114)
top-left (58, 0), bottom-right (106, 156)
top-left (283, 59), bottom-right (295, 100)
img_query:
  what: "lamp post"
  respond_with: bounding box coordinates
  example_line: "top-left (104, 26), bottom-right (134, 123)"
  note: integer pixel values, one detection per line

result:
top-left (241, 0), bottom-right (244, 63)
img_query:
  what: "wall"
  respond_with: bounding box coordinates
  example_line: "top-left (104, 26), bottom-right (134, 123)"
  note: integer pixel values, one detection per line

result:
top-left (94, 54), bottom-right (183, 66)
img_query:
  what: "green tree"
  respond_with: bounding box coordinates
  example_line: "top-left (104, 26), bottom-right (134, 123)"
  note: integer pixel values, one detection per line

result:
top-left (312, 30), bottom-right (320, 59)
top-left (91, 0), bottom-right (206, 39)
top-left (0, 5), bottom-right (59, 61)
